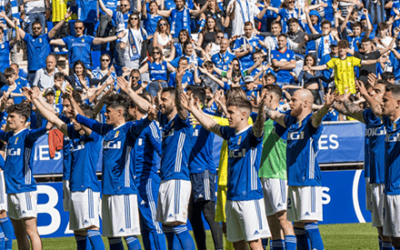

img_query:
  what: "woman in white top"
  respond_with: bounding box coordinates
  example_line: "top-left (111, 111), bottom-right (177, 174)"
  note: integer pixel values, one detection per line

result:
top-left (119, 12), bottom-right (149, 69)
top-left (153, 18), bottom-right (173, 55)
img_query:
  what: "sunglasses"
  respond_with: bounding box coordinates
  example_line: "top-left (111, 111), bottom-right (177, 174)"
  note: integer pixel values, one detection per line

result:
top-left (153, 51), bottom-right (161, 55)
top-left (75, 27), bottom-right (84, 30)
top-left (131, 76), bottom-right (140, 80)
top-left (33, 27), bottom-right (42, 31)
top-left (121, 4), bottom-right (129, 7)
top-left (159, 23), bottom-right (167, 27)
top-left (101, 59), bottom-right (110, 62)
top-left (130, 17), bottom-right (138, 20)
top-left (217, 36), bottom-right (224, 39)
top-left (288, 1), bottom-right (295, 3)
top-left (233, 74), bottom-right (241, 78)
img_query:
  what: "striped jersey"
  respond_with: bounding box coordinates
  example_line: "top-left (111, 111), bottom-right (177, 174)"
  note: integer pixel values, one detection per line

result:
top-left (285, 113), bottom-right (322, 186)
top-left (158, 112), bottom-right (193, 181)
top-left (0, 127), bottom-right (48, 194)
top-left (220, 125), bottom-right (263, 201)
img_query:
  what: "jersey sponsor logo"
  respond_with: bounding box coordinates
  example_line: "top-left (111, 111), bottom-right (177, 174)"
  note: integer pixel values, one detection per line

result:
top-left (103, 141), bottom-right (122, 149)
top-left (228, 148), bottom-right (247, 158)
top-left (151, 70), bottom-right (166, 74)
top-left (288, 131), bottom-right (304, 140)
top-left (193, 129), bottom-right (199, 137)
top-left (7, 148), bottom-right (21, 156)
top-left (386, 132), bottom-right (400, 142)
top-left (365, 126), bottom-right (386, 137)
top-left (70, 143), bottom-right (85, 152)
top-left (163, 128), bottom-right (175, 138)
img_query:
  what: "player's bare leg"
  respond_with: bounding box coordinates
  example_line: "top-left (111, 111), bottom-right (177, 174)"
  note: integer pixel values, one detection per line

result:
top-left (276, 211), bottom-right (295, 236)
top-left (11, 218), bottom-right (30, 250)
top-left (267, 215), bottom-right (284, 239)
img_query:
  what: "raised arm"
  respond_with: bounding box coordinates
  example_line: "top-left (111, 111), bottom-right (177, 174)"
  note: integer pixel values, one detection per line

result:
top-left (48, 11), bottom-right (72, 39)
top-left (175, 69), bottom-right (190, 120)
top-left (116, 76), bottom-right (152, 111)
top-left (311, 89), bottom-right (335, 128)
top-left (190, 2), bottom-right (209, 17)
top-left (263, 94), bottom-right (286, 127)
top-left (357, 80), bottom-right (382, 118)
top-left (252, 98), bottom-right (267, 138)
top-left (93, 32), bottom-right (125, 45)
top-left (338, 93), bottom-right (365, 122)
top-left (340, 5), bottom-right (354, 32)
top-left (180, 92), bottom-right (222, 137)
top-left (98, 0), bottom-right (113, 17)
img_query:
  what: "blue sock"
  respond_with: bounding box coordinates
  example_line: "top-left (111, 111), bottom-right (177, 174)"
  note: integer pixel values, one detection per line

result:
top-left (125, 236), bottom-right (141, 250)
top-left (108, 237), bottom-right (124, 250)
top-left (163, 226), bottom-right (177, 250)
top-left (382, 241), bottom-right (393, 250)
top-left (379, 236), bottom-right (383, 250)
top-left (0, 226), bottom-right (5, 250)
top-left (150, 230), bottom-right (167, 250)
top-left (262, 238), bottom-right (269, 249)
top-left (75, 235), bottom-right (88, 250)
top-left (172, 225), bottom-right (195, 250)
top-left (86, 236), bottom-right (93, 250)
top-left (271, 239), bottom-right (285, 250)
top-left (294, 227), bottom-right (310, 250)
top-left (87, 230), bottom-right (105, 250)
top-left (304, 223), bottom-right (324, 250)
top-left (0, 217), bottom-right (13, 250)
top-left (285, 235), bottom-right (297, 250)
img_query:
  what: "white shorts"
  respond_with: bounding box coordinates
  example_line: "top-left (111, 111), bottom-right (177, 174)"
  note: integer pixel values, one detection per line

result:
top-left (69, 189), bottom-right (101, 231)
top-left (226, 198), bottom-right (271, 242)
top-left (261, 178), bottom-right (287, 216)
top-left (287, 186), bottom-right (323, 222)
top-left (63, 180), bottom-right (71, 212)
top-left (366, 177), bottom-right (372, 211)
top-left (8, 191), bottom-right (37, 220)
top-left (371, 183), bottom-right (385, 228)
top-left (0, 171), bottom-right (7, 211)
top-left (383, 194), bottom-right (400, 237)
top-left (102, 194), bottom-right (141, 237)
top-left (156, 179), bottom-right (191, 224)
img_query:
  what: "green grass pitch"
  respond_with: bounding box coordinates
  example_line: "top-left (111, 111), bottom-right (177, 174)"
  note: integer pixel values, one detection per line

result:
top-left (12, 223), bottom-right (380, 249)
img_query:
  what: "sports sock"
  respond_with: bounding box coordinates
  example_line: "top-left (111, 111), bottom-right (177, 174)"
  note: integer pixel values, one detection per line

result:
top-left (382, 241), bottom-right (393, 250)
top-left (125, 236), bottom-right (141, 250)
top-left (108, 237), bottom-right (124, 250)
top-left (87, 230), bottom-right (105, 250)
top-left (379, 236), bottom-right (383, 250)
top-left (304, 222), bottom-right (324, 250)
top-left (75, 235), bottom-right (88, 250)
top-left (285, 235), bottom-right (297, 250)
top-left (294, 227), bottom-right (310, 250)
top-left (172, 225), bottom-right (195, 250)
top-left (163, 226), bottom-right (177, 250)
top-left (0, 217), bottom-right (13, 250)
top-left (262, 238), bottom-right (269, 249)
top-left (271, 239), bottom-right (285, 250)
top-left (0, 226), bottom-right (5, 250)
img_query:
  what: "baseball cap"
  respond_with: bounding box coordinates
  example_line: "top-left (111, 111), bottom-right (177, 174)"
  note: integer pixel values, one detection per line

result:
top-left (44, 87), bottom-right (55, 96)
top-left (244, 76), bottom-right (254, 83)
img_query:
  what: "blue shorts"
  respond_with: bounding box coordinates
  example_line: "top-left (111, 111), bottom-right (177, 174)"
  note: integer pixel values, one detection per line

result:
top-left (190, 170), bottom-right (216, 203)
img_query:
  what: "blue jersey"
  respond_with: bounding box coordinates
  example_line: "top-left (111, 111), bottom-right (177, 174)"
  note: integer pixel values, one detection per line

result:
top-left (76, 115), bottom-right (152, 195)
top-left (63, 136), bottom-right (72, 181)
top-left (189, 111), bottom-right (216, 174)
top-left (322, 110), bottom-right (339, 121)
top-left (144, 14), bottom-right (163, 36)
top-left (1, 81), bottom-right (28, 104)
top-left (363, 109), bottom-right (386, 184)
top-left (170, 8), bottom-right (191, 37)
top-left (389, 49), bottom-right (400, 81)
top-left (233, 36), bottom-right (263, 70)
top-left (271, 49), bottom-right (295, 85)
top-left (0, 127), bottom-right (47, 193)
top-left (347, 35), bottom-right (363, 52)
top-left (285, 113), bottom-right (322, 186)
top-left (23, 34), bottom-right (51, 72)
top-left (168, 71), bottom-right (194, 88)
top-left (67, 125), bottom-right (102, 192)
top-left (170, 55), bottom-right (204, 69)
top-left (158, 112), bottom-right (193, 181)
top-left (278, 8), bottom-right (303, 33)
top-left (0, 41), bottom-right (10, 72)
top-left (174, 43), bottom-right (183, 58)
top-left (383, 116), bottom-right (400, 195)
top-left (62, 35), bottom-right (94, 69)
top-left (212, 51), bottom-right (236, 71)
top-left (132, 120), bottom-right (162, 186)
top-left (100, 0), bottom-right (117, 15)
top-left (112, 11), bottom-right (131, 32)
top-left (148, 61), bottom-right (168, 82)
top-left (220, 125), bottom-right (263, 201)
top-left (77, 0), bottom-right (98, 23)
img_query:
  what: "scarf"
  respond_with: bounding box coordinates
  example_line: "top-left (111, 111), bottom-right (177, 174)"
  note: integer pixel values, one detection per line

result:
top-left (317, 34), bottom-right (334, 62)
top-left (171, 7), bottom-right (190, 35)
top-left (129, 28), bottom-right (146, 61)
top-left (74, 74), bottom-right (90, 88)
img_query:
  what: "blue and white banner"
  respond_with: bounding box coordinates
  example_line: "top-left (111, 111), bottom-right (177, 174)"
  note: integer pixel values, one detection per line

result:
top-left (35, 170), bottom-right (371, 238)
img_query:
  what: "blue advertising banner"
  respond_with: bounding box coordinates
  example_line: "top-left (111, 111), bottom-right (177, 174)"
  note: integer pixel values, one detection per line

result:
top-left (33, 122), bottom-right (366, 175)
top-left (35, 170), bottom-right (371, 238)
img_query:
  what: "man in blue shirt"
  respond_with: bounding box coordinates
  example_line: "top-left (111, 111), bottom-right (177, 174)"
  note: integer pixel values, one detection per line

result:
top-left (212, 38), bottom-right (236, 71)
top-left (265, 89), bottom-right (335, 250)
top-left (117, 73), bottom-right (196, 250)
top-left (50, 21), bottom-right (126, 70)
top-left (168, 57), bottom-right (194, 88)
top-left (72, 93), bottom-right (156, 250)
top-left (0, 11), bottom-right (72, 84)
top-left (28, 90), bottom-right (105, 250)
top-left (1, 68), bottom-right (29, 105)
top-left (181, 93), bottom-right (271, 249)
top-left (270, 34), bottom-right (296, 87)
top-left (98, 0), bottom-right (137, 33)
top-left (0, 101), bottom-right (52, 250)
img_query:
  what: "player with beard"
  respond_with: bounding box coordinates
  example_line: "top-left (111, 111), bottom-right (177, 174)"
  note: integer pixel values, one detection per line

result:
top-left (117, 73), bottom-right (196, 250)
top-left (264, 89), bottom-right (335, 250)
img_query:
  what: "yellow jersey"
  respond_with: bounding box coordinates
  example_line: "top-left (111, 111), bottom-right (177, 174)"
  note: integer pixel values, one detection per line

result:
top-left (52, 0), bottom-right (71, 22)
top-left (326, 56), bottom-right (361, 95)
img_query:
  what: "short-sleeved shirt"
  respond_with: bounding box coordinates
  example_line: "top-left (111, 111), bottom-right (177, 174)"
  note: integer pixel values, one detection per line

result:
top-left (233, 36), bottom-right (264, 70)
top-left (23, 33), bottom-right (51, 72)
top-left (62, 35), bottom-right (95, 69)
top-left (383, 116), bottom-right (400, 195)
top-left (220, 125), bottom-right (263, 201)
top-left (168, 71), bottom-right (194, 88)
top-left (212, 51), bottom-right (236, 71)
top-left (0, 41), bottom-right (10, 73)
top-left (326, 56), bottom-right (361, 94)
top-left (354, 51), bottom-right (380, 82)
top-left (77, 0), bottom-right (98, 23)
top-left (271, 48), bottom-right (295, 85)
top-left (227, 0), bottom-right (260, 36)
